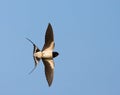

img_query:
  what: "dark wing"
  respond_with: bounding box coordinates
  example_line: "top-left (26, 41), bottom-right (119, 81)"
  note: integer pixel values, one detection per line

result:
top-left (42, 59), bottom-right (54, 86)
top-left (26, 38), bottom-right (41, 74)
top-left (42, 23), bottom-right (55, 51)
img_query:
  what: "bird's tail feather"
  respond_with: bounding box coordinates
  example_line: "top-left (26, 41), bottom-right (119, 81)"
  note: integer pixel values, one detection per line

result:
top-left (28, 57), bottom-right (41, 74)
top-left (26, 38), bottom-right (41, 74)
top-left (28, 66), bottom-right (37, 74)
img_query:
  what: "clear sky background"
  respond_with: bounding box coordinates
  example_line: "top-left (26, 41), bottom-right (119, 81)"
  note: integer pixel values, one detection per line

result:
top-left (0, 0), bottom-right (120, 95)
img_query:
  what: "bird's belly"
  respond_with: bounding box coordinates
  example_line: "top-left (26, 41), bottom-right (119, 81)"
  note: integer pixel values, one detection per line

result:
top-left (42, 51), bottom-right (52, 58)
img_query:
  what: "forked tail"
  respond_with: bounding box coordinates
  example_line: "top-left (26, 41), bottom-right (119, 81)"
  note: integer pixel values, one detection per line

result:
top-left (26, 38), bottom-right (41, 74)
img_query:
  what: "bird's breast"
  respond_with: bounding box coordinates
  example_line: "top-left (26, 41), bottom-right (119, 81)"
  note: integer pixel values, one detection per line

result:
top-left (42, 51), bottom-right (53, 59)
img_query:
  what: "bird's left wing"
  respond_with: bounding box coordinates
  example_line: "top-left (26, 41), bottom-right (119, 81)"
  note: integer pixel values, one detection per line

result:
top-left (42, 59), bottom-right (54, 86)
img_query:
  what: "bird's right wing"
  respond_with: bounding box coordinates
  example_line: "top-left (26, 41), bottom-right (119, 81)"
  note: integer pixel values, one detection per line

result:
top-left (42, 23), bottom-right (55, 51)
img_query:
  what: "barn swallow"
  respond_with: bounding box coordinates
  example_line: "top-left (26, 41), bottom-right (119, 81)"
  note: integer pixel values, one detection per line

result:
top-left (26, 23), bottom-right (59, 86)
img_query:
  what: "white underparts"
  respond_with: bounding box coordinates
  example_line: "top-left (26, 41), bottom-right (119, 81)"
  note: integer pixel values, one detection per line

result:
top-left (42, 51), bottom-right (53, 58)
top-left (34, 51), bottom-right (53, 59)
top-left (34, 52), bottom-right (42, 58)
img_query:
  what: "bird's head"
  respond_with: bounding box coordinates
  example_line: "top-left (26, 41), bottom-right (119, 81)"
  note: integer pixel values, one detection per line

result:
top-left (53, 52), bottom-right (59, 58)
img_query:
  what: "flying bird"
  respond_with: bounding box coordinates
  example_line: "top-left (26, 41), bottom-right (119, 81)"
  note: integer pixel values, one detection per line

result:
top-left (26, 23), bottom-right (59, 86)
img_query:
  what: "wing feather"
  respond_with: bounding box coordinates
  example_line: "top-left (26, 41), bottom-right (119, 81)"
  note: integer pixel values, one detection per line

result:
top-left (42, 59), bottom-right (54, 86)
top-left (42, 23), bottom-right (55, 51)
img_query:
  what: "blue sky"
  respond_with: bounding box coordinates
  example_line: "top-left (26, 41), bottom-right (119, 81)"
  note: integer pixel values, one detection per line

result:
top-left (0, 0), bottom-right (120, 95)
